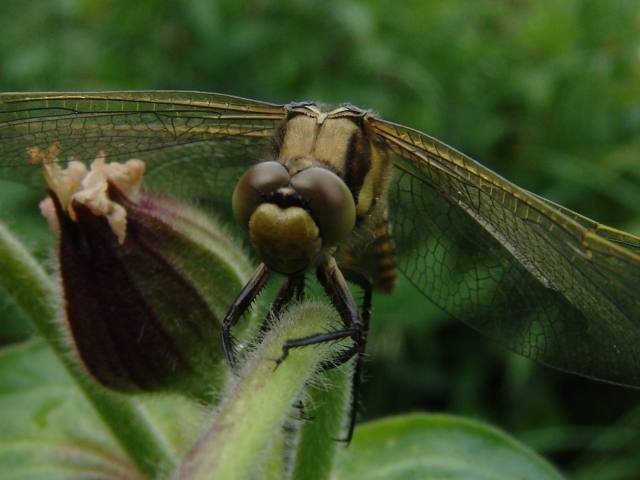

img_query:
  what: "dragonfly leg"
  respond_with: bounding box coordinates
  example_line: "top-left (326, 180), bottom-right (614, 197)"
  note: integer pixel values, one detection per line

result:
top-left (340, 267), bottom-right (372, 339)
top-left (330, 267), bottom-right (372, 444)
top-left (222, 263), bottom-right (271, 369)
top-left (259, 274), bottom-right (305, 335)
top-left (293, 399), bottom-right (314, 421)
top-left (274, 329), bottom-right (359, 366)
top-left (274, 257), bottom-right (363, 363)
top-left (316, 257), bottom-right (364, 334)
top-left (318, 268), bottom-right (372, 369)
top-left (272, 258), bottom-right (366, 443)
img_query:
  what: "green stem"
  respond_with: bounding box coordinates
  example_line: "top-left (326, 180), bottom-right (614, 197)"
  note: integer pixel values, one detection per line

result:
top-left (178, 301), bottom-right (352, 480)
top-left (0, 223), bottom-right (174, 478)
top-left (261, 428), bottom-right (288, 480)
top-left (291, 360), bottom-right (353, 480)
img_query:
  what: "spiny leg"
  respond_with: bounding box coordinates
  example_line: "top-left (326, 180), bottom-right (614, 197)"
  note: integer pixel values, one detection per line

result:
top-left (317, 263), bottom-right (371, 443)
top-left (274, 329), bottom-right (359, 366)
top-left (332, 268), bottom-right (372, 443)
top-left (344, 268), bottom-right (372, 326)
top-left (320, 268), bottom-right (372, 369)
top-left (274, 257), bottom-right (364, 366)
top-left (222, 263), bottom-right (271, 369)
top-left (259, 274), bottom-right (305, 336)
top-left (272, 258), bottom-right (366, 443)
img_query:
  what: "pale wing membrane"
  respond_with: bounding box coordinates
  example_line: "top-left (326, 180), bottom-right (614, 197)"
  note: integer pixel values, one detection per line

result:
top-left (372, 119), bottom-right (640, 387)
top-left (0, 92), bottom-right (286, 215)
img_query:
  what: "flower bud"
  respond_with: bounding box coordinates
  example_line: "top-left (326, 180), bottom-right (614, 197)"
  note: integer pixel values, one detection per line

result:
top-left (35, 145), bottom-right (255, 400)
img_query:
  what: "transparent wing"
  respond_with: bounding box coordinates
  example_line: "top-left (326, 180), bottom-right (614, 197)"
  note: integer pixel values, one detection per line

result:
top-left (0, 91), bottom-right (286, 215)
top-left (371, 117), bottom-right (640, 388)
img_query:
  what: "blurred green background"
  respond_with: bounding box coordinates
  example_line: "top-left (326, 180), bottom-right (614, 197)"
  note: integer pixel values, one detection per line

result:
top-left (1, 0), bottom-right (639, 478)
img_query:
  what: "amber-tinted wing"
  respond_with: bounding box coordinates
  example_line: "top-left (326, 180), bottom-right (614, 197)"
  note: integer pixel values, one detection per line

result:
top-left (370, 117), bottom-right (640, 388)
top-left (0, 91), bottom-right (286, 217)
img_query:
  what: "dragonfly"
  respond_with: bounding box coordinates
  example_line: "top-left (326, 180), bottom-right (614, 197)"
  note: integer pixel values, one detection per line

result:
top-left (1, 91), bottom-right (639, 438)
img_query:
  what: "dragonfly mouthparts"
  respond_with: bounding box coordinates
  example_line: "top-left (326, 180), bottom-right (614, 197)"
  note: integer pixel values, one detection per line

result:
top-left (264, 187), bottom-right (307, 210)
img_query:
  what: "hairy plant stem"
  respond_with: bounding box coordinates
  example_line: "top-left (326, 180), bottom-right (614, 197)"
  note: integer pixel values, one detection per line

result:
top-left (290, 363), bottom-right (353, 480)
top-left (178, 302), bottom-right (352, 480)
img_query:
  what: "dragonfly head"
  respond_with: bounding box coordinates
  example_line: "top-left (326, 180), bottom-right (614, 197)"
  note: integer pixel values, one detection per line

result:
top-left (233, 161), bottom-right (356, 274)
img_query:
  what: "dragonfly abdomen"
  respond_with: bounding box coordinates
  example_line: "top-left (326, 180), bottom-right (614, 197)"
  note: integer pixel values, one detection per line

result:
top-left (370, 221), bottom-right (397, 292)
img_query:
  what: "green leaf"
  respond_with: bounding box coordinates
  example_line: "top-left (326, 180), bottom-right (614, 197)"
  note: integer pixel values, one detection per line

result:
top-left (333, 413), bottom-right (565, 480)
top-left (0, 339), bottom-right (210, 479)
top-left (0, 339), bottom-right (138, 479)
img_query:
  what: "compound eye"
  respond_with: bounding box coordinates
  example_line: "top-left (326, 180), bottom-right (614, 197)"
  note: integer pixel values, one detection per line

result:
top-left (290, 167), bottom-right (356, 246)
top-left (233, 161), bottom-right (290, 228)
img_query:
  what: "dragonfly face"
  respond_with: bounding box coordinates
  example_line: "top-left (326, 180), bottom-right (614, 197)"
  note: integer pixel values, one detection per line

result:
top-left (232, 103), bottom-right (392, 279)
top-left (1, 92), bottom-right (639, 438)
